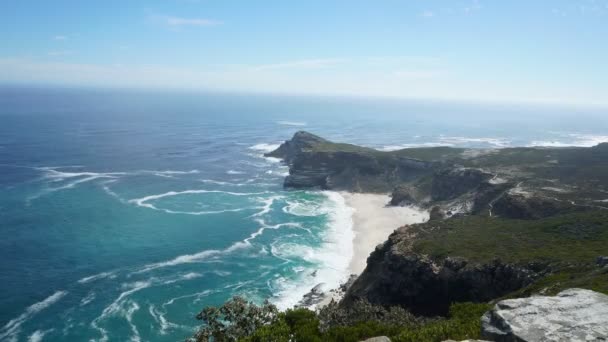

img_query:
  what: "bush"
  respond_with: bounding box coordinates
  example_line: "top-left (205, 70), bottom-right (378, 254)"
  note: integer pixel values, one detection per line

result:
top-left (190, 297), bottom-right (490, 342)
top-left (317, 299), bottom-right (419, 331)
top-left (189, 296), bottom-right (280, 342)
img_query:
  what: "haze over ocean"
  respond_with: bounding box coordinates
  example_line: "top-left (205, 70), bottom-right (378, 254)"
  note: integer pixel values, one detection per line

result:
top-left (1, 87), bottom-right (607, 341)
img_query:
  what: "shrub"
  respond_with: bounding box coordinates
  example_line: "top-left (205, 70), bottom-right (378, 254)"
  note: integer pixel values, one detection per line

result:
top-left (189, 296), bottom-right (280, 342)
top-left (190, 297), bottom-right (490, 342)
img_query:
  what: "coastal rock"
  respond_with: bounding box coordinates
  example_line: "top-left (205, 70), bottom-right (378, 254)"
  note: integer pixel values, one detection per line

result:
top-left (297, 283), bottom-right (327, 308)
top-left (390, 185), bottom-right (417, 206)
top-left (264, 131), bottom-right (328, 165)
top-left (342, 227), bottom-right (540, 316)
top-left (340, 274), bottom-right (358, 292)
top-left (428, 206), bottom-right (447, 220)
top-left (360, 337), bottom-right (391, 342)
top-left (490, 192), bottom-right (584, 220)
top-left (268, 132), bottom-right (437, 192)
top-left (431, 168), bottom-right (493, 201)
top-left (597, 256), bottom-right (608, 267)
top-left (481, 288), bottom-right (608, 341)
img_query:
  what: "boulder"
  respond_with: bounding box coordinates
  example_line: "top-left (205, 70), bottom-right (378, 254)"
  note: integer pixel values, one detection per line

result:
top-left (360, 337), bottom-right (391, 342)
top-left (481, 288), bottom-right (608, 341)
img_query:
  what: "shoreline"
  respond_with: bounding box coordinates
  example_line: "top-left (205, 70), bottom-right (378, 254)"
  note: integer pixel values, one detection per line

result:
top-left (307, 192), bottom-right (429, 309)
top-left (341, 192), bottom-right (429, 275)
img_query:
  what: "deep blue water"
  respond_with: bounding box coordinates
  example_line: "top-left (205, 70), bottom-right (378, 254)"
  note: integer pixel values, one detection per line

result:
top-left (1, 87), bottom-right (607, 341)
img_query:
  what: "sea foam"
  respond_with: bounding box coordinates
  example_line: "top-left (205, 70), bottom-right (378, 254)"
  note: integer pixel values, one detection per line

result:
top-left (272, 191), bottom-right (354, 310)
top-left (0, 291), bottom-right (67, 342)
top-left (248, 143), bottom-right (281, 154)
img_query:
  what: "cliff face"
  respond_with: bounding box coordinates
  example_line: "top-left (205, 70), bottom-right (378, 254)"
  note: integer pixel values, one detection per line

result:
top-left (342, 227), bottom-right (541, 316)
top-left (344, 210), bottom-right (608, 316)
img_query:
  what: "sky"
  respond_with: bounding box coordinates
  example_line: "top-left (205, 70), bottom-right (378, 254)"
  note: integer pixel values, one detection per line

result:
top-left (0, 0), bottom-right (607, 106)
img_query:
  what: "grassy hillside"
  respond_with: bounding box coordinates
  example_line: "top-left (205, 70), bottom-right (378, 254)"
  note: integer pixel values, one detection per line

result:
top-left (411, 211), bottom-right (608, 294)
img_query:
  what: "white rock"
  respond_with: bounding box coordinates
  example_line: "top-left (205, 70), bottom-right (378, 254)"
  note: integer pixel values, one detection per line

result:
top-left (481, 288), bottom-right (608, 341)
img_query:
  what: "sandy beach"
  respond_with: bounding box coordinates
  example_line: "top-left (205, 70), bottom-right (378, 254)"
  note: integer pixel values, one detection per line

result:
top-left (342, 192), bottom-right (429, 275)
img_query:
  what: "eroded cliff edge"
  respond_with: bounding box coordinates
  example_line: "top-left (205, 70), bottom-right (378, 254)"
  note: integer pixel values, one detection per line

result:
top-left (267, 132), bottom-right (608, 316)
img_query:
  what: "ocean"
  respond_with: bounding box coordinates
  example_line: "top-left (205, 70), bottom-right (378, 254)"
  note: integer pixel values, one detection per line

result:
top-left (1, 87), bottom-right (607, 342)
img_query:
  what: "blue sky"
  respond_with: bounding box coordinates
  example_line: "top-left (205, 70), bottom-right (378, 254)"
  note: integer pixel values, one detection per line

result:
top-left (1, 0), bottom-right (607, 105)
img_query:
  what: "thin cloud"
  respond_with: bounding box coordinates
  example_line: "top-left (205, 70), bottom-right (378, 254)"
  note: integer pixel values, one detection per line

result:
top-left (47, 50), bottom-right (73, 56)
top-left (393, 69), bottom-right (443, 79)
top-left (152, 15), bottom-right (222, 28)
top-left (421, 10), bottom-right (435, 18)
top-left (53, 35), bottom-right (67, 41)
top-left (251, 58), bottom-right (345, 71)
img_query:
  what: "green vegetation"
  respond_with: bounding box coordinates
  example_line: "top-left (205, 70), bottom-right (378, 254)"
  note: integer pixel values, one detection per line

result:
top-left (409, 210), bottom-right (608, 296)
top-left (511, 266), bottom-right (608, 297)
top-left (309, 139), bottom-right (465, 162)
top-left (390, 147), bottom-right (466, 162)
top-left (190, 297), bottom-right (490, 342)
top-left (412, 210), bottom-right (608, 265)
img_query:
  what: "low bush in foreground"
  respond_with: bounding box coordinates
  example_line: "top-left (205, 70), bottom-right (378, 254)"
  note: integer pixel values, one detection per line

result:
top-left (188, 297), bottom-right (490, 342)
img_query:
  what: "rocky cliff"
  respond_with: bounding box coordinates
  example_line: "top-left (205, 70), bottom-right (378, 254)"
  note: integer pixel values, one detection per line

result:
top-left (268, 131), bottom-right (608, 219)
top-left (268, 132), bottom-right (608, 324)
top-left (266, 131), bottom-right (437, 192)
top-left (342, 225), bottom-right (541, 316)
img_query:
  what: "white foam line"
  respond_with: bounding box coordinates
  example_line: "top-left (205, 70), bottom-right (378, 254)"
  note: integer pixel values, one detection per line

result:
top-left (244, 218), bottom-right (304, 244)
top-left (162, 290), bottom-right (214, 308)
top-left (277, 121), bottom-right (307, 126)
top-left (41, 169), bottom-right (126, 181)
top-left (135, 250), bottom-right (221, 274)
top-left (0, 291), bottom-right (67, 341)
top-left (130, 189), bottom-right (267, 205)
top-left (128, 189), bottom-right (269, 215)
top-left (124, 301), bottom-right (141, 342)
top-left (249, 196), bottom-right (284, 218)
top-left (248, 143), bottom-right (281, 153)
top-left (146, 170), bottom-right (199, 176)
top-left (91, 281), bottom-right (152, 342)
top-left (161, 272), bottom-right (203, 285)
top-left (78, 271), bottom-right (115, 284)
top-left (135, 236), bottom-right (254, 274)
top-left (529, 134), bottom-right (608, 147)
top-left (148, 305), bottom-right (182, 335)
top-left (80, 292), bottom-right (96, 307)
top-left (199, 179), bottom-right (250, 187)
top-left (27, 329), bottom-right (54, 342)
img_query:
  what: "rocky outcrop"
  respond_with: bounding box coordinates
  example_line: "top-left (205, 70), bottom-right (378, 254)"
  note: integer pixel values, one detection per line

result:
top-left (389, 185), bottom-right (420, 206)
top-left (342, 227), bottom-right (542, 316)
top-left (269, 132), bottom-right (607, 220)
top-left (481, 288), bottom-right (608, 341)
top-left (268, 132), bottom-right (437, 192)
top-left (490, 192), bottom-right (585, 220)
top-left (431, 168), bottom-right (493, 201)
top-left (264, 131), bottom-right (328, 165)
top-left (360, 337), bottom-right (391, 342)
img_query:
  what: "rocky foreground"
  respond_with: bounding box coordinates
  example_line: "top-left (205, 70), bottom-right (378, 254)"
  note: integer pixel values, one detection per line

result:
top-left (266, 131), bottom-right (608, 340)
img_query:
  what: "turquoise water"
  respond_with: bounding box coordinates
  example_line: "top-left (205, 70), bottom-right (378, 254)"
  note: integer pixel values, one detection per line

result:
top-left (1, 87), bottom-right (607, 341)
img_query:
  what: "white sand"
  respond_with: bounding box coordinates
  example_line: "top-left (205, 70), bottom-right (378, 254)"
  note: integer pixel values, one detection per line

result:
top-left (342, 192), bottom-right (429, 275)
